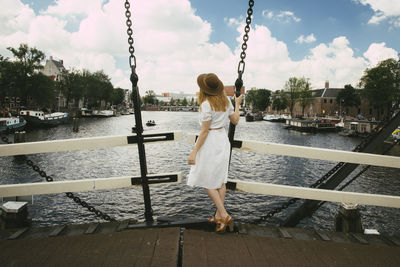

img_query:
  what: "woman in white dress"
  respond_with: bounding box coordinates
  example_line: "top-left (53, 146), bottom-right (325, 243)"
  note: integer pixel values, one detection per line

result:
top-left (187, 73), bottom-right (242, 233)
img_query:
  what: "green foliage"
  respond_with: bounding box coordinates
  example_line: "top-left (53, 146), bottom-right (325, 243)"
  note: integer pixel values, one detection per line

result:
top-left (284, 77), bottom-right (311, 117)
top-left (182, 97), bottom-right (188, 106)
top-left (271, 90), bottom-right (288, 111)
top-left (5, 43), bottom-right (46, 105)
top-left (336, 84), bottom-right (361, 108)
top-left (360, 58), bottom-right (400, 113)
top-left (112, 88), bottom-right (125, 105)
top-left (142, 90), bottom-right (156, 105)
top-left (297, 80), bottom-right (312, 116)
top-left (245, 88), bottom-right (271, 111)
top-left (58, 69), bottom-right (84, 107)
top-left (28, 73), bottom-right (56, 107)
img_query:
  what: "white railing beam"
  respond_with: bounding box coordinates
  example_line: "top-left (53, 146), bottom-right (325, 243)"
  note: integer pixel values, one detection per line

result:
top-left (187, 135), bottom-right (400, 169)
top-left (0, 173), bottom-right (182, 197)
top-left (228, 179), bottom-right (400, 208)
top-left (0, 131), bottom-right (182, 157)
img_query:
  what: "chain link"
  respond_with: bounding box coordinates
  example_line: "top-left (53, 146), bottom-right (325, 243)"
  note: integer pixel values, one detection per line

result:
top-left (1, 133), bottom-right (115, 222)
top-left (124, 0), bottom-right (139, 89)
top-left (236, 0), bottom-right (254, 76)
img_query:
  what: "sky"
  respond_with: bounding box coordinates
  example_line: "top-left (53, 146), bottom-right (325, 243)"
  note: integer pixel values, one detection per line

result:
top-left (1, 0), bottom-right (400, 94)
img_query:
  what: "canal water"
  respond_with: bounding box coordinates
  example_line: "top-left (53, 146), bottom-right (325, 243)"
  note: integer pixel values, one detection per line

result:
top-left (1, 112), bottom-right (399, 235)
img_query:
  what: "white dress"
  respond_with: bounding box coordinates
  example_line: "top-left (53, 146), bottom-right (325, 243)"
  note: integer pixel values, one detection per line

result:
top-left (187, 98), bottom-right (235, 189)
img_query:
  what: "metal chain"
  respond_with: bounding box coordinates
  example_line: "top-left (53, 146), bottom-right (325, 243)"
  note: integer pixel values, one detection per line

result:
top-left (236, 0), bottom-right (254, 77)
top-left (124, 0), bottom-right (139, 88)
top-left (0, 134), bottom-right (115, 222)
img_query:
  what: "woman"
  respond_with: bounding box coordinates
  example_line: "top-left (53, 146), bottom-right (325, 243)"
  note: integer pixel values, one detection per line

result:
top-left (187, 73), bottom-right (242, 233)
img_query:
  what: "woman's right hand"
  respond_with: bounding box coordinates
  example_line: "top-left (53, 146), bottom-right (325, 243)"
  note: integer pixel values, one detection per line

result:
top-left (235, 94), bottom-right (243, 106)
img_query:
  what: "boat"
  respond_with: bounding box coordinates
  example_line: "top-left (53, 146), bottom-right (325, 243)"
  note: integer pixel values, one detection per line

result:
top-left (263, 114), bottom-right (286, 122)
top-left (285, 118), bottom-right (338, 132)
top-left (19, 110), bottom-right (69, 127)
top-left (80, 108), bottom-right (92, 117)
top-left (146, 120), bottom-right (156, 126)
top-left (0, 116), bottom-right (26, 133)
top-left (91, 110), bottom-right (115, 117)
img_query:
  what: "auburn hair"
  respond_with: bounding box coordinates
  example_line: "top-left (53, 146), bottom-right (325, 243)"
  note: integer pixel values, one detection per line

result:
top-left (198, 90), bottom-right (230, 112)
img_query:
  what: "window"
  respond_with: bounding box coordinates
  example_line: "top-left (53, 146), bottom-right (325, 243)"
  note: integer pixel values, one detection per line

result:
top-left (329, 99), bottom-right (333, 104)
top-left (323, 99), bottom-right (327, 103)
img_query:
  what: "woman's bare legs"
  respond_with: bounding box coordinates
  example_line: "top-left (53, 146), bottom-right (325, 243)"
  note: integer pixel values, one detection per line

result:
top-left (206, 185), bottom-right (228, 220)
top-left (215, 184), bottom-right (226, 220)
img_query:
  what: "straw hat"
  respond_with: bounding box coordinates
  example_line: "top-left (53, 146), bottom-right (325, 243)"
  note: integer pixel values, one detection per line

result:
top-left (197, 73), bottom-right (224, 96)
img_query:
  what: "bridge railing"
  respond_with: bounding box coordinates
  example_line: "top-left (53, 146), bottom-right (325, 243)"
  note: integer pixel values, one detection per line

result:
top-left (0, 133), bottom-right (399, 209)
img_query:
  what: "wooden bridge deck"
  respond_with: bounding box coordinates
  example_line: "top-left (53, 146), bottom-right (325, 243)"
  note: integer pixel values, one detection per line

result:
top-left (1, 225), bottom-right (400, 267)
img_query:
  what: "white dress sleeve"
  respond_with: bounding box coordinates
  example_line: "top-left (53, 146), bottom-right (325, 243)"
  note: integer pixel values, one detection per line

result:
top-left (200, 101), bottom-right (212, 122)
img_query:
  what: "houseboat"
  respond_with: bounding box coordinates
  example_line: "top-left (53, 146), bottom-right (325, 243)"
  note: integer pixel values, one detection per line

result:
top-left (19, 110), bottom-right (69, 127)
top-left (285, 118), bottom-right (338, 132)
top-left (340, 120), bottom-right (380, 137)
top-left (0, 116), bottom-right (26, 133)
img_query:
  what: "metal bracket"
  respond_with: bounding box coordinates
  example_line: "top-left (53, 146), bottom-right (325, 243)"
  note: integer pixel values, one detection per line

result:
top-left (131, 173), bottom-right (179, 185)
top-left (127, 132), bottom-right (175, 144)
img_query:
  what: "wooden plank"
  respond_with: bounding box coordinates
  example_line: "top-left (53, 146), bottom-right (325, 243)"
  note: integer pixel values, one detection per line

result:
top-left (84, 223), bottom-right (100, 234)
top-left (7, 227), bottom-right (29, 240)
top-left (228, 179), bottom-right (400, 208)
top-left (350, 233), bottom-right (369, 245)
top-left (187, 135), bottom-right (400, 169)
top-left (49, 225), bottom-right (67, 237)
top-left (0, 228), bottom-right (180, 267)
top-left (278, 228), bottom-right (292, 239)
top-left (0, 131), bottom-right (182, 156)
top-left (315, 230), bottom-right (331, 241)
top-left (117, 220), bottom-right (130, 232)
top-left (0, 172), bottom-right (182, 197)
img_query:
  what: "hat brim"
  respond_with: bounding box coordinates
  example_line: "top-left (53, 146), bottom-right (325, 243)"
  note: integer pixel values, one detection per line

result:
top-left (197, 73), bottom-right (224, 96)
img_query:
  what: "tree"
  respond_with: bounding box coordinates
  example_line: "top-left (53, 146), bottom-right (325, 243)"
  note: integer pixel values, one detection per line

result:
top-left (360, 58), bottom-right (400, 118)
top-left (271, 90), bottom-right (288, 112)
top-left (111, 88), bottom-right (125, 106)
top-left (58, 69), bottom-right (84, 108)
top-left (28, 73), bottom-right (56, 108)
top-left (0, 55), bottom-right (18, 105)
top-left (142, 90), bottom-right (156, 105)
top-left (245, 88), bottom-right (271, 111)
top-left (297, 79), bottom-right (312, 117)
top-left (182, 97), bottom-right (188, 106)
top-left (336, 84), bottom-right (361, 112)
top-left (7, 44), bottom-right (45, 105)
top-left (283, 77), bottom-right (309, 117)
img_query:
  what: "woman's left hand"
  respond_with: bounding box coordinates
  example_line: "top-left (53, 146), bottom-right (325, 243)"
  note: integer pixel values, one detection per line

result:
top-left (188, 150), bottom-right (196, 165)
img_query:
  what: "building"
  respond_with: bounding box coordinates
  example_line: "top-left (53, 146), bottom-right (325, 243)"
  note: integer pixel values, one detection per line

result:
top-left (41, 56), bottom-right (66, 82)
top-left (41, 56), bottom-right (69, 110)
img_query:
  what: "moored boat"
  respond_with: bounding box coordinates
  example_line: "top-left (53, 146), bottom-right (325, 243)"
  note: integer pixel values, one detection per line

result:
top-left (91, 110), bottom-right (115, 117)
top-left (0, 116), bottom-right (26, 133)
top-left (20, 110), bottom-right (69, 127)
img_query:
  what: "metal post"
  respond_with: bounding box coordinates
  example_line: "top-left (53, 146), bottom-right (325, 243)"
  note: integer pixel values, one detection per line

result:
top-left (228, 75), bottom-right (243, 151)
top-left (131, 73), bottom-right (153, 223)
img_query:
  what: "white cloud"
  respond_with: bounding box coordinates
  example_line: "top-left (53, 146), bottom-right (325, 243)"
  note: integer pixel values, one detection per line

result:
top-left (262, 10), bottom-right (301, 23)
top-left (363, 42), bottom-right (399, 66)
top-left (295, 34), bottom-right (316, 44)
top-left (1, 0), bottom-right (398, 95)
top-left (355, 0), bottom-right (400, 27)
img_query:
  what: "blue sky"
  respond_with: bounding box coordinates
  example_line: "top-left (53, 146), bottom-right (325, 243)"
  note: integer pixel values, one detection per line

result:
top-left (190, 0), bottom-right (399, 59)
top-left (3, 0), bottom-right (400, 93)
